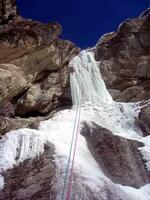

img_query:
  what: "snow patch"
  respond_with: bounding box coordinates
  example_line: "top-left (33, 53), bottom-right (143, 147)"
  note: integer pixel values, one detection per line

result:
top-left (120, 184), bottom-right (150, 200)
top-left (0, 129), bottom-right (45, 180)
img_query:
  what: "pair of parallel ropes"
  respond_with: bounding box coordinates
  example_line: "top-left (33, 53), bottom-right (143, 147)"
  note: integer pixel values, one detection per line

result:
top-left (61, 94), bottom-right (82, 200)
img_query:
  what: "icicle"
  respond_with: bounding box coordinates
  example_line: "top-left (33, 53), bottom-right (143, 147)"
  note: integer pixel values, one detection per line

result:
top-left (70, 50), bottom-right (113, 105)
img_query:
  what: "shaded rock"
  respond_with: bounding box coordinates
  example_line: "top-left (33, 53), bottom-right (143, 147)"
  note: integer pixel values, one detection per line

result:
top-left (0, 101), bottom-right (15, 117)
top-left (16, 68), bottom-right (71, 116)
top-left (81, 122), bottom-right (150, 188)
top-left (0, 111), bottom-right (56, 136)
top-left (95, 11), bottom-right (150, 102)
top-left (116, 86), bottom-right (145, 102)
top-left (0, 64), bottom-right (27, 103)
top-left (0, 31), bottom-right (79, 116)
top-left (0, 117), bottom-right (36, 136)
top-left (136, 105), bottom-right (150, 136)
top-left (0, 143), bottom-right (56, 200)
top-left (0, 0), bottom-right (18, 24)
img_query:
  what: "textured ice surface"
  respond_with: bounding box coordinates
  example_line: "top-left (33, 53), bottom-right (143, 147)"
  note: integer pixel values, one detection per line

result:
top-left (0, 129), bottom-right (45, 172)
top-left (0, 50), bottom-right (150, 200)
top-left (70, 50), bottom-right (113, 105)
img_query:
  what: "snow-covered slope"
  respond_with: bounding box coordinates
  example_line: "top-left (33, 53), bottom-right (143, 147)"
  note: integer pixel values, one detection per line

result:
top-left (0, 50), bottom-right (150, 200)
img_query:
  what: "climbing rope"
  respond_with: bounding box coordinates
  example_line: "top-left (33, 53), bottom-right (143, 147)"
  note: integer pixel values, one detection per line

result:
top-left (61, 93), bottom-right (82, 200)
top-left (66, 95), bottom-right (82, 200)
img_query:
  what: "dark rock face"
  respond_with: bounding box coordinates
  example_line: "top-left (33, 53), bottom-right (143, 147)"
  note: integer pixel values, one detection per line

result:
top-left (0, 0), bottom-right (18, 24)
top-left (136, 106), bottom-right (150, 136)
top-left (0, 143), bottom-right (56, 200)
top-left (95, 9), bottom-right (150, 103)
top-left (81, 122), bottom-right (150, 188)
top-left (0, 102), bottom-right (15, 117)
top-left (0, 113), bottom-right (54, 137)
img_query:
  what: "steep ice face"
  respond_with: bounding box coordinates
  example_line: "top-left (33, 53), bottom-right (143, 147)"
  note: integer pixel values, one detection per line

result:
top-left (70, 51), bottom-right (141, 139)
top-left (70, 50), bottom-right (113, 105)
top-left (0, 129), bottom-right (45, 172)
top-left (0, 50), bottom-right (150, 200)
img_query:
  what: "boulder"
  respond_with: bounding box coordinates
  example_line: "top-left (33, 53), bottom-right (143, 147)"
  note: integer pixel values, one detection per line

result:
top-left (16, 68), bottom-right (71, 116)
top-left (136, 105), bottom-right (150, 136)
top-left (81, 122), bottom-right (150, 188)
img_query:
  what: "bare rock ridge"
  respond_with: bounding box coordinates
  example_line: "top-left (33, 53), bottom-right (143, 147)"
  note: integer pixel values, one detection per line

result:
top-left (95, 8), bottom-right (150, 103)
top-left (0, 0), bottom-right (80, 135)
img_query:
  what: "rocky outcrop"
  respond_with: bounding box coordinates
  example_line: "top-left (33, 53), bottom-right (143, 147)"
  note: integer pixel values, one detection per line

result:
top-left (0, 0), bottom-right (18, 24)
top-left (81, 122), bottom-right (150, 188)
top-left (136, 106), bottom-right (150, 136)
top-left (0, 64), bottom-right (27, 103)
top-left (0, 20), bottom-right (79, 106)
top-left (0, 114), bottom-right (55, 137)
top-left (0, 143), bottom-right (56, 200)
top-left (16, 68), bottom-right (70, 116)
top-left (95, 8), bottom-right (150, 103)
top-left (0, 0), bottom-right (80, 134)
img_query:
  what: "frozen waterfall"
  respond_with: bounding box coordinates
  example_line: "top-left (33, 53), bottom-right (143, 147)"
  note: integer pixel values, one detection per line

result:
top-left (70, 50), bottom-right (112, 105)
top-left (0, 50), bottom-right (150, 200)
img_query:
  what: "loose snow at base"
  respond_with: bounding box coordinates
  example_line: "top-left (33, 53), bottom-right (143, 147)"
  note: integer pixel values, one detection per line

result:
top-left (120, 183), bottom-right (150, 200)
top-left (0, 50), bottom-right (150, 199)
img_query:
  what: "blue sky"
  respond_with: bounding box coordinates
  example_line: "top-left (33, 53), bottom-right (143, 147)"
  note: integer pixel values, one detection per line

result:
top-left (16, 0), bottom-right (150, 48)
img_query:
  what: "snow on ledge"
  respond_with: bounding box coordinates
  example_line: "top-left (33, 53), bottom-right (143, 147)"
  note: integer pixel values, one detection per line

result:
top-left (0, 128), bottom-right (46, 190)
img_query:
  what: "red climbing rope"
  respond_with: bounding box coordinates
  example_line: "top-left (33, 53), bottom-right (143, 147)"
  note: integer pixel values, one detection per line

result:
top-left (66, 94), bottom-right (82, 200)
top-left (61, 97), bottom-right (81, 200)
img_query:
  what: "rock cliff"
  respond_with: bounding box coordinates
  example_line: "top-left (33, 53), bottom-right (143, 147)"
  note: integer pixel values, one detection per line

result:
top-left (0, 0), bottom-right (80, 135)
top-left (95, 9), bottom-right (150, 103)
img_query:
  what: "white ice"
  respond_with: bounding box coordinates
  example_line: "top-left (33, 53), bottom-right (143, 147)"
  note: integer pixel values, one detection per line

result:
top-left (70, 50), bottom-right (113, 105)
top-left (0, 129), bottom-right (45, 189)
top-left (0, 50), bottom-right (150, 200)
